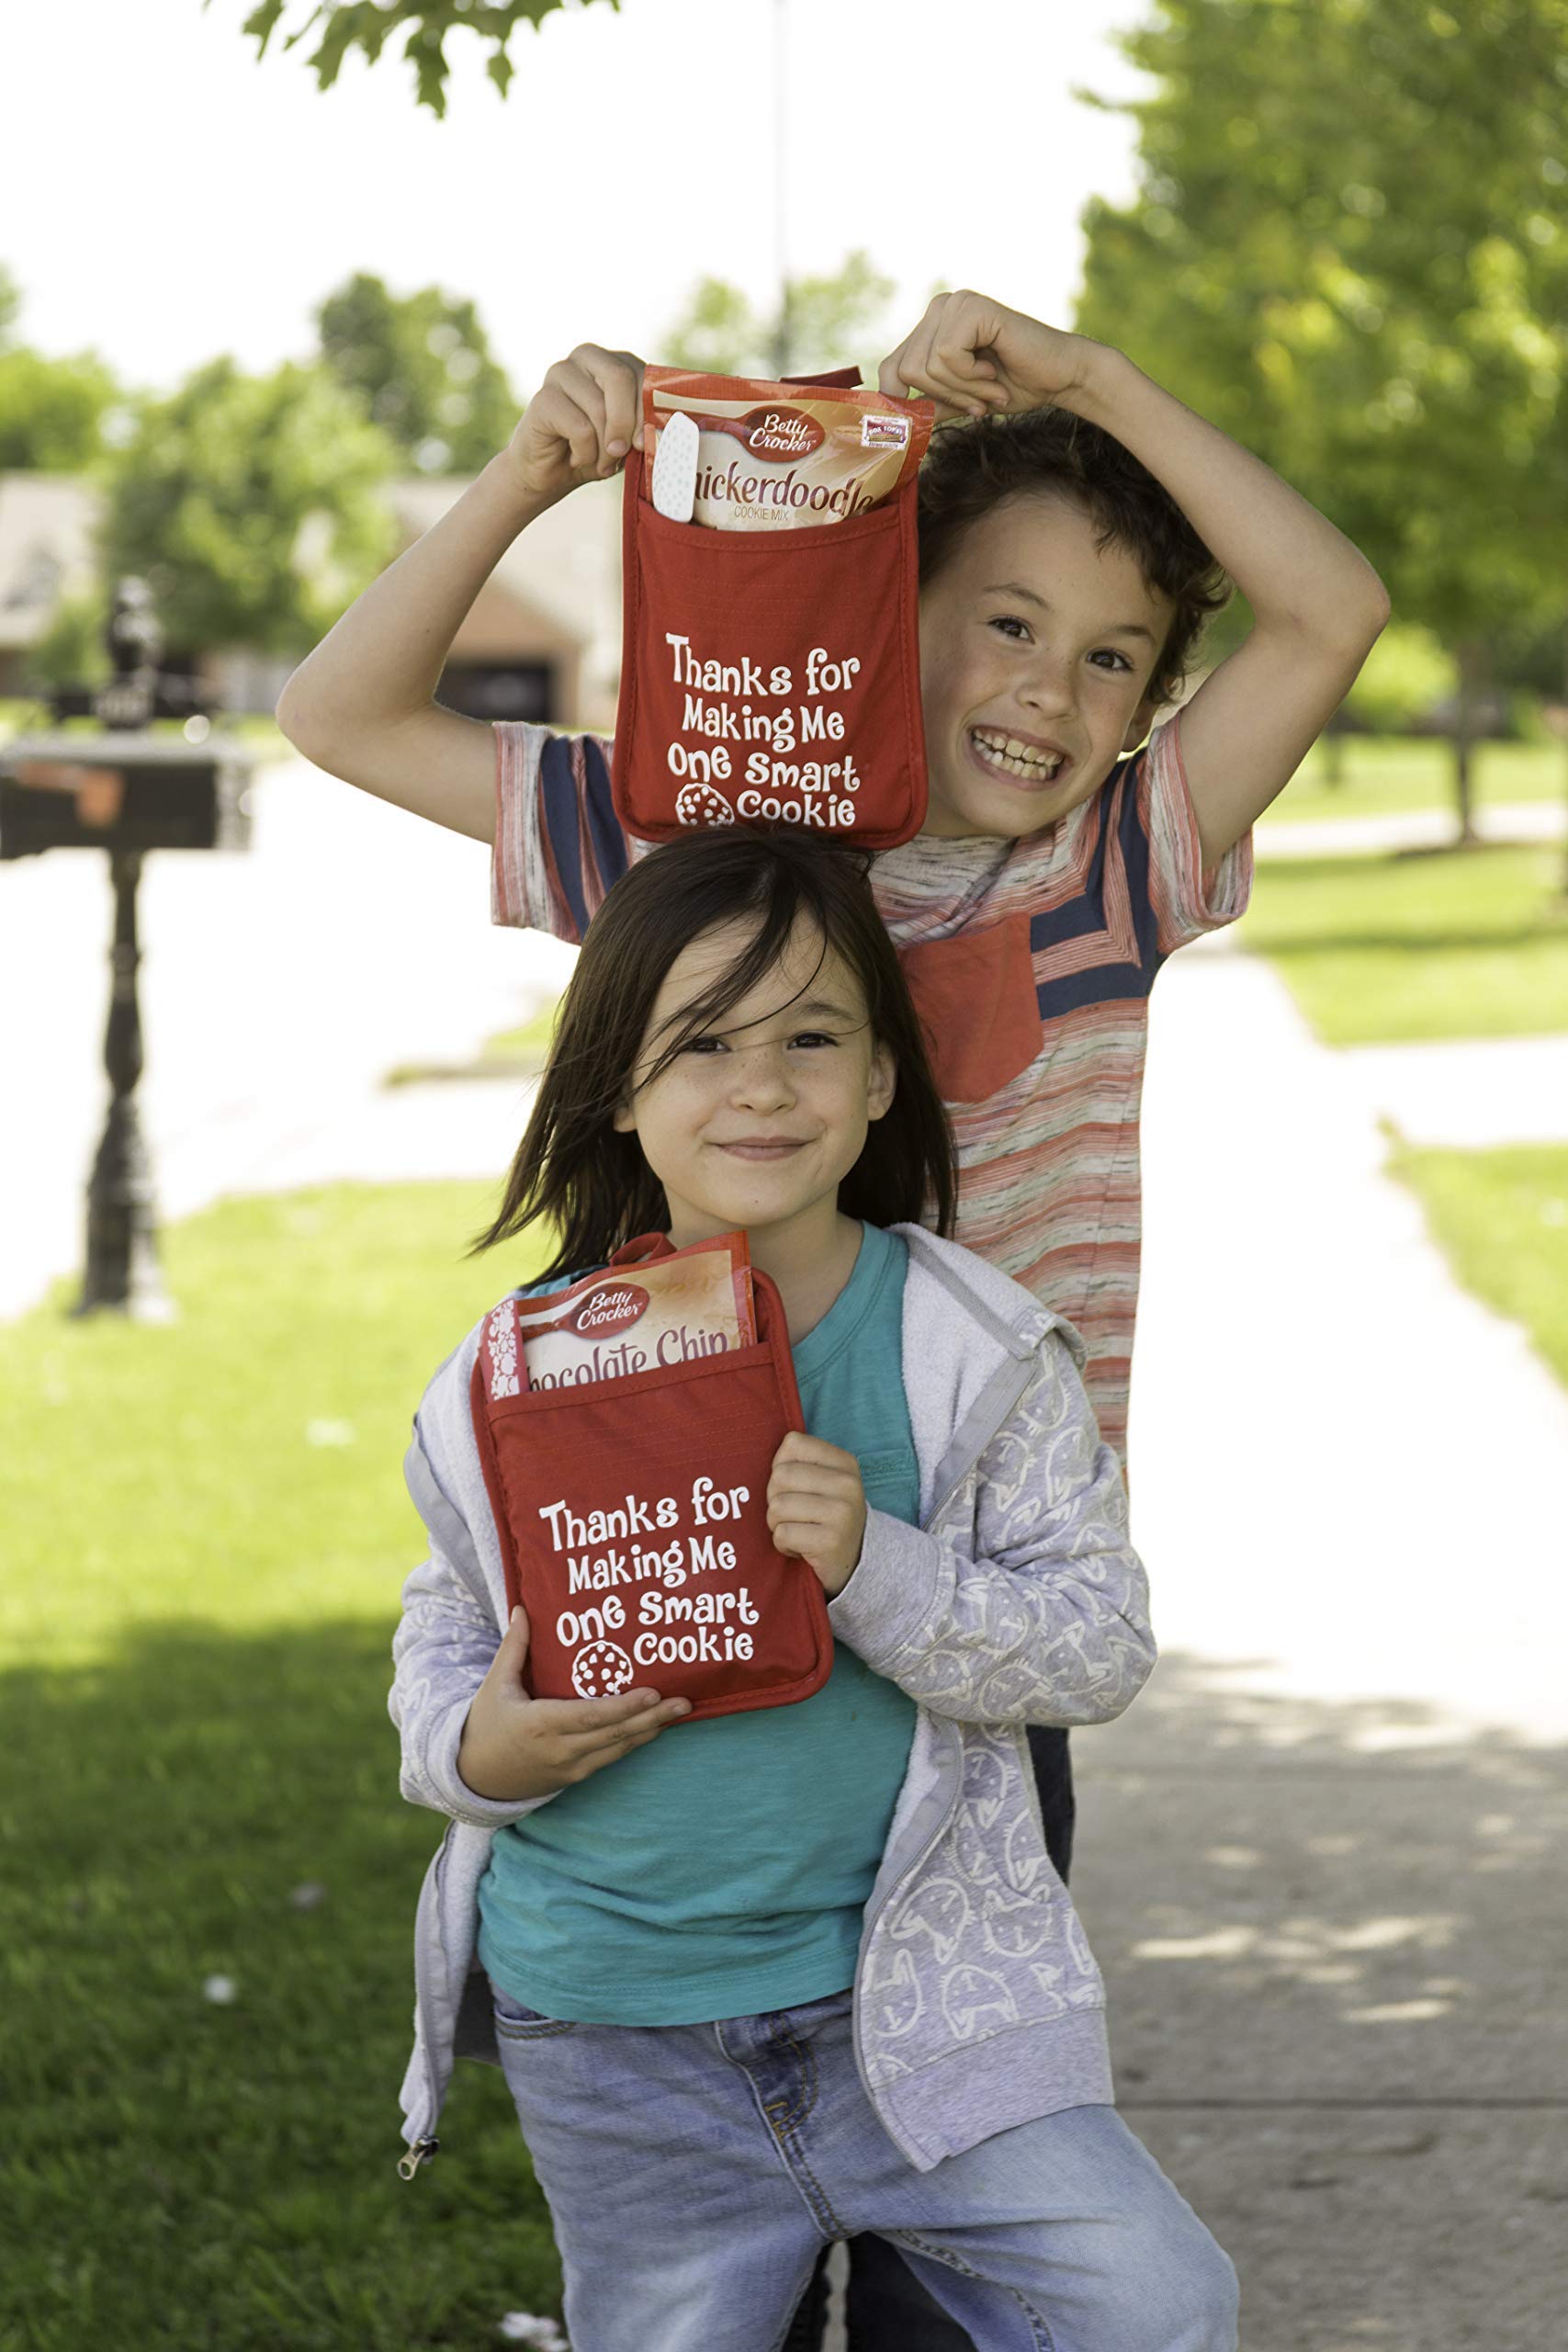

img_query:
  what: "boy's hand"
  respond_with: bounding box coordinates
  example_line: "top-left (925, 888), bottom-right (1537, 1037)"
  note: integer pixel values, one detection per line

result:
top-left (502, 344), bottom-right (646, 507)
top-left (457, 1602), bottom-right (689, 1802)
top-left (768, 1432), bottom-right (867, 1599)
top-left (878, 291), bottom-right (1091, 421)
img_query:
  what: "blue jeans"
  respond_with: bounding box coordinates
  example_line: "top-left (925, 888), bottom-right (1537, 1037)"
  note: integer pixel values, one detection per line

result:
top-left (491, 1980), bottom-right (1236, 2352)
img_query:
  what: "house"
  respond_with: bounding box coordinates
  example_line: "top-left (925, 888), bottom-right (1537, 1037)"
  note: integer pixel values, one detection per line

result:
top-left (0, 470), bottom-right (623, 732)
top-left (0, 475), bottom-right (99, 696)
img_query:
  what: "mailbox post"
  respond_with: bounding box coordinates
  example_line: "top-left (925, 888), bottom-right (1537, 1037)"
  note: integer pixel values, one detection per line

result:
top-left (0, 582), bottom-right (254, 1318)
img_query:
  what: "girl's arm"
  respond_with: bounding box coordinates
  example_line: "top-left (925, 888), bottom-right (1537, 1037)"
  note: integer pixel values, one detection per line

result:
top-left (825, 1335), bottom-right (1155, 1728)
top-left (276, 345), bottom-right (646, 842)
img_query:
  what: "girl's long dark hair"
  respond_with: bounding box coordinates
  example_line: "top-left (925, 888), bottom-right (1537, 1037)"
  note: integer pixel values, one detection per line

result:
top-left (473, 826), bottom-right (958, 1275)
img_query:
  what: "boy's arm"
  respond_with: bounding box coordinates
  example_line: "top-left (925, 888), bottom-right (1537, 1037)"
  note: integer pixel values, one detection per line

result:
top-left (882, 293), bottom-right (1392, 869)
top-left (276, 345), bottom-right (645, 844)
top-left (826, 1337), bottom-right (1156, 1729)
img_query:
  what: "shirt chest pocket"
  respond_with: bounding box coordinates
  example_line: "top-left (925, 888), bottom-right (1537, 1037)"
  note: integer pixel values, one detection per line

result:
top-left (897, 912), bottom-right (1042, 1105)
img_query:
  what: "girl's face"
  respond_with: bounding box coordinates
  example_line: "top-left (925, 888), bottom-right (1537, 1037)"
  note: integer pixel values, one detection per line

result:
top-left (917, 491), bottom-right (1174, 840)
top-left (613, 917), bottom-right (896, 1246)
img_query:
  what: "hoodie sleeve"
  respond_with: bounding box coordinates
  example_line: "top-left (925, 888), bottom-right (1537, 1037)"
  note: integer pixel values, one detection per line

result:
top-left (826, 1331), bottom-right (1155, 1728)
top-left (388, 1411), bottom-right (560, 1831)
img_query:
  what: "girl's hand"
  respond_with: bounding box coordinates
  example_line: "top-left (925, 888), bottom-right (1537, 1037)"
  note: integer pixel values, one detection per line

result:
top-left (502, 344), bottom-right (646, 507)
top-left (768, 1432), bottom-right (867, 1599)
top-left (877, 290), bottom-right (1092, 421)
top-left (457, 1602), bottom-right (689, 1802)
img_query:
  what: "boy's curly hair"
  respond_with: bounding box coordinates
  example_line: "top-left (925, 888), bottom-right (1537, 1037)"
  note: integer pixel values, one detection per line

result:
top-left (916, 408), bottom-right (1231, 707)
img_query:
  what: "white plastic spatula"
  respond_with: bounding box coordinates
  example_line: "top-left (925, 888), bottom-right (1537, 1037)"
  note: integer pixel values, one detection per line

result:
top-left (650, 409), bottom-right (699, 522)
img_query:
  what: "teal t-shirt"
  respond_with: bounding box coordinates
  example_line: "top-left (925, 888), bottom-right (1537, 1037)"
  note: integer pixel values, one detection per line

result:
top-left (476, 1223), bottom-right (920, 2024)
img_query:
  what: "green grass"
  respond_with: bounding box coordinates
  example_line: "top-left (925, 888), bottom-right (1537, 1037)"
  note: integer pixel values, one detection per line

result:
top-left (480, 1000), bottom-right (561, 1066)
top-left (1259, 735), bottom-right (1566, 828)
top-left (1396, 1145), bottom-right (1568, 1388)
top-left (0, 1184), bottom-right (564, 2352)
top-left (1240, 842), bottom-right (1568, 1045)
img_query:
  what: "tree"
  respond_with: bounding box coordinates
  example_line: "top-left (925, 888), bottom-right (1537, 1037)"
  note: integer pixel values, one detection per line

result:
top-left (221, 0), bottom-right (620, 115)
top-left (662, 251), bottom-right (897, 381)
top-left (0, 263), bottom-right (120, 469)
top-left (1075, 0), bottom-right (1568, 841)
top-left (0, 346), bottom-right (121, 471)
top-left (316, 271), bottom-right (518, 473)
top-left (101, 358), bottom-right (396, 656)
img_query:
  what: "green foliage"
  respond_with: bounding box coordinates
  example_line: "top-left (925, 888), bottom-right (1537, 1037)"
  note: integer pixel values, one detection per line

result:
top-left (28, 586), bottom-right (112, 688)
top-left (100, 358), bottom-right (397, 655)
top-left (0, 345), bottom-right (119, 469)
top-left (0, 266), bottom-right (120, 468)
top-left (1241, 842), bottom-right (1568, 1044)
top-left (1344, 625), bottom-right (1458, 736)
top-left (1075, 0), bottom-right (1568, 651)
top-left (0, 1183), bottom-right (562, 2347)
top-left (661, 250), bottom-right (897, 379)
top-left (316, 270), bottom-right (519, 473)
top-left (221, 0), bottom-right (620, 115)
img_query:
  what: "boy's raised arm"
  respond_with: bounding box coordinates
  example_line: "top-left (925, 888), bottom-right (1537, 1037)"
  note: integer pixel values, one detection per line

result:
top-left (276, 345), bottom-right (645, 843)
top-left (882, 293), bottom-right (1392, 868)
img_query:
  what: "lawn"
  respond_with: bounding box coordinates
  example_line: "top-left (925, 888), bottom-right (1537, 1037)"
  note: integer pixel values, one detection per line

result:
top-left (0, 1184), bottom-right (565, 2352)
top-left (1395, 1145), bottom-right (1568, 1391)
top-left (1239, 842), bottom-right (1568, 1045)
top-left (1258, 734), bottom-right (1565, 828)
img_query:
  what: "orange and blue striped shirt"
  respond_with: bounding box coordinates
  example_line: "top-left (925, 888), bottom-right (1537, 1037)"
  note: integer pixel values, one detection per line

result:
top-left (491, 717), bottom-right (1252, 1472)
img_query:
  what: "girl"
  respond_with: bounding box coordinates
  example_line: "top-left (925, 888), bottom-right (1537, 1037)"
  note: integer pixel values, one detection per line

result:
top-left (389, 826), bottom-right (1237, 2352)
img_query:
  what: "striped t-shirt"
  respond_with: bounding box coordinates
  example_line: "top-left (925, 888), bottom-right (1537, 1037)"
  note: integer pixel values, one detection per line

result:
top-left (491, 718), bottom-right (1252, 1472)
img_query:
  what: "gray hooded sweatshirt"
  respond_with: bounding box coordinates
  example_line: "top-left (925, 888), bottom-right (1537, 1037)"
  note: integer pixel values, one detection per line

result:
top-left (389, 1223), bottom-right (1155, 2179)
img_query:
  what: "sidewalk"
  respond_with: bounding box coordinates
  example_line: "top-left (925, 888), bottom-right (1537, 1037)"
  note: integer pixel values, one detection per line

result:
top-left (0, 756), bottom-right (567, 1319)
top-left (1089, 934), bottom-right (1568, 2350)
top-left (1256, 797), bottom-right (1565, 859)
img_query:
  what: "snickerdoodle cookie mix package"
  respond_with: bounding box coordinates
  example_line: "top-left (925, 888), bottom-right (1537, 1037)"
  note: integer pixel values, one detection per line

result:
top-left (613, 366), bottom-right (935, 852)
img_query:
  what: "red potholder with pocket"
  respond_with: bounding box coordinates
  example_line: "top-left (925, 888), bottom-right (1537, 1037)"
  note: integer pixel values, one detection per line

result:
top-left (469, 1233), bottom-right (834, 1724)
top-left (612, 369), bottom-right (932, 851)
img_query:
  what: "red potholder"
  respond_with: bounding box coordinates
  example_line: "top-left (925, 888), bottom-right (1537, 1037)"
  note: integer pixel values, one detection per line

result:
top-left (612, 393), bottom-right (930, 850)
top-left (469, 1235), bottom-right (833, 1723)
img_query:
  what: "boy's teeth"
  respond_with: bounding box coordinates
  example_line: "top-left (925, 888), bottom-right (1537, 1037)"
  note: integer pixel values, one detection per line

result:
top-left (972, 729), bottom-right (1064, 781)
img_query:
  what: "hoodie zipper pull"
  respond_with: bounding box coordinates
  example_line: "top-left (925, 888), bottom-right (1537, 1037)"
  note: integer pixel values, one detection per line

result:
top-left (397, 2136), bottom-right (439, 2181)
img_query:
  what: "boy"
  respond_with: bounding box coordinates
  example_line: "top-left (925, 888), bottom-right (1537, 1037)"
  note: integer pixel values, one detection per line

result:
top-left (279, 290), bottom-right (1386, 2347)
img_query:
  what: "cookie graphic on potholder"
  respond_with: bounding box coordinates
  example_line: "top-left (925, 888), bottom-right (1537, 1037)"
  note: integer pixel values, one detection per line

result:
top-left (674, 780), bottom-right (734, 828)
top-left (571, 1640), bottom-right (637, 1700)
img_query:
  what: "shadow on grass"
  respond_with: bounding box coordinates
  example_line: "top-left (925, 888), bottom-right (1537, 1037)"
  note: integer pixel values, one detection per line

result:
top-left (0, 1617), bottom-right (557, 2352)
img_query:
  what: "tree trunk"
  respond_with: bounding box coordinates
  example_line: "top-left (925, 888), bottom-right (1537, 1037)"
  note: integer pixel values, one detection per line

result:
top-left (1450, 639), bottom-right (1487, 848)
top-left (1320, 713), bottom-right (1348, 788)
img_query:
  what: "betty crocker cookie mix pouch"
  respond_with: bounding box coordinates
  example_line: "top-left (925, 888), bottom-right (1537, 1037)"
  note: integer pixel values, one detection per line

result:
top-left (641, 368), bottom-right (933, 532)
top-left (613, 366), bottom-right (935, 851)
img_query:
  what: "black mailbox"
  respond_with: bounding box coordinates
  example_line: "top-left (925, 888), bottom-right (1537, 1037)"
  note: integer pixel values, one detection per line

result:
top-left (0, 733), bottom-right (253, 861)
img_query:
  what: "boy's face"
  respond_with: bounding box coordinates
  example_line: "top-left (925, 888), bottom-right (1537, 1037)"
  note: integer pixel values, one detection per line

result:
top-left (916, 492), bottom-right (1176, 840)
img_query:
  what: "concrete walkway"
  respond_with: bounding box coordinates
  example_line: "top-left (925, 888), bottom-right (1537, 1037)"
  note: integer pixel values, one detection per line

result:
top-left (0, 756), bottom-right (568, 1318)
top-left (1257, 797), bottom-right (1565, 859)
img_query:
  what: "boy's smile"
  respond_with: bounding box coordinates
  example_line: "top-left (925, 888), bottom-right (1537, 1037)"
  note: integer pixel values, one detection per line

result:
top-left (917, 492), bottom-right (1176, 841)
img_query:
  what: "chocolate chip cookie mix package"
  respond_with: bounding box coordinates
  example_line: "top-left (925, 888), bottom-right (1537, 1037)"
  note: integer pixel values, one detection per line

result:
top-left (642, 366), bottom-right (932, 531)
top-left (513, 1233), bottom-right (755, 1390)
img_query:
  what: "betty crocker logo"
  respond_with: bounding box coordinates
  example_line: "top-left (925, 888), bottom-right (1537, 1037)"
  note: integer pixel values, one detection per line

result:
top-left (571, 1283), bottom-right (649, 1339)
top-left (738, 406), bottom-right (826, 461)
